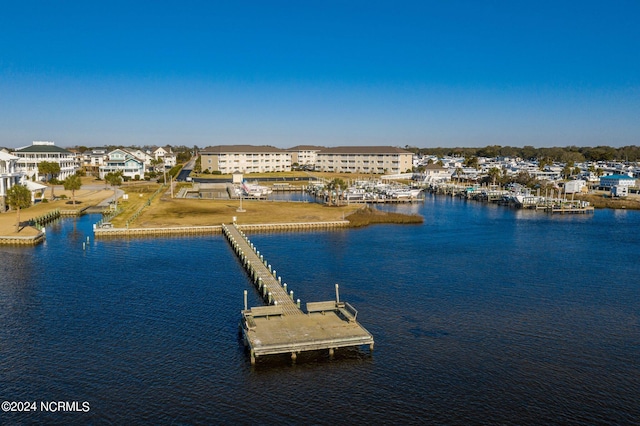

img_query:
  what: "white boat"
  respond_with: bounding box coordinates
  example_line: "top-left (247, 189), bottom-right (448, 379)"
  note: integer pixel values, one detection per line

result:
top-left (242, 181), bottom-right (273, 197)
top-left (389, 188), bottom-right (422, 199)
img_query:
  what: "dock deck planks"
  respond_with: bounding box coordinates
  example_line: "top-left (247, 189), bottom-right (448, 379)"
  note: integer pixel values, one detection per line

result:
top-left (222, 223), bottom-right (374, 364)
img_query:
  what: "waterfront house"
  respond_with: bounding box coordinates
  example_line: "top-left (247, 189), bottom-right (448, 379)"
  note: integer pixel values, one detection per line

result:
top-left (0, 151), bottom-right (23, 211)
top-left (13, 141), bottom-right (77, 181)
top-left (417, 163), bottom-right (452, 183)
top-left (599, 174), bottom-right (636, 189)
top-left (99, 149), bottom-right (146, 179)
top-left (563, 180), bottom-right (587, 194)
top-left (611, 185), bottom-right (629, 197)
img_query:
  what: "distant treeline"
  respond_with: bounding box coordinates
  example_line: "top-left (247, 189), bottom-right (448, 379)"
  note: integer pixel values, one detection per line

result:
top-left (405, 145), bottom-right (640, 162)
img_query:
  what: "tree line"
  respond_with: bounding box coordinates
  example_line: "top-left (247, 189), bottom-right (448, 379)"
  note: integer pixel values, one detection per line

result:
top-left (405, 145), bottom-right (640, 162)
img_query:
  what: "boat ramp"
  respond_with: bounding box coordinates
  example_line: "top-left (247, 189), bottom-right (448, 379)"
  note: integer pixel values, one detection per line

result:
top-left (222, 223), bottom-right (374, 364)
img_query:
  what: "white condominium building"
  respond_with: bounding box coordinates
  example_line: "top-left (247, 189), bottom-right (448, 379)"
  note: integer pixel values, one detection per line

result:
top-left (199, 145), bottom-right (291, 174)
top-left (286, 145), bottom-right (322, 166)
top-left (315, 146), bottom-right (413, 174)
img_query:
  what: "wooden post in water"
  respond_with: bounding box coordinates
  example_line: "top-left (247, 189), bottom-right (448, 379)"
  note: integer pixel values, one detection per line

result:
top-left (335, 283), bottom-right (340, 304)
top-left (244, 290), bottom-right (248, 311)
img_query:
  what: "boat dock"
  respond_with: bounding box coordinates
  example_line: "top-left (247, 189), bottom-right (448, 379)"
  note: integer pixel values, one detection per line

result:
top-left (429, 183), bottom-right (595, 214)
top-left (222, 223), bottom-right (374, 364)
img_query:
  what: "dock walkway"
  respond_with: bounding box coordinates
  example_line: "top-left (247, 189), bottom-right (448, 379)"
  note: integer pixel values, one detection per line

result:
top-left (223, 223), bottom-right (300, 316)
top-left (222, 223), bottom-right (374, 364)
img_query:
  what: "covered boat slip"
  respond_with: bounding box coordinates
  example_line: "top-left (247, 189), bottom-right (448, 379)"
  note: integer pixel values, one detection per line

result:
top-left (222, 223), bottom-right (374, 364)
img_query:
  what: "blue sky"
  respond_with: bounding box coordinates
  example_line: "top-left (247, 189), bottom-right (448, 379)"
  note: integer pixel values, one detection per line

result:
top-left (1, 0), bottom-right (638, 149)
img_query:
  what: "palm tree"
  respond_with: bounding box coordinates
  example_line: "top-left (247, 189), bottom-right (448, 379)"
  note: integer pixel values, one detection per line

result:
top-left (327, 178), bottom-right (346, 191)
top-left (488, 167), bottom-right (502, 185)
top-left (63, 174), bottom-right (82, 205)
top-left (6, 184), bottom-right (32, 233)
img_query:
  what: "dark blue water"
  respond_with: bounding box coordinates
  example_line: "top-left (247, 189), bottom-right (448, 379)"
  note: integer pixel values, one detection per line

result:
top-left (1, 195), bottom-right (638, 425)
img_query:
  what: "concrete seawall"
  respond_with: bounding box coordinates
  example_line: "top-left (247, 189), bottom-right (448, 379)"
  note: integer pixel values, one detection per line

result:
top-left (0, 231), bottom-right (46, 245)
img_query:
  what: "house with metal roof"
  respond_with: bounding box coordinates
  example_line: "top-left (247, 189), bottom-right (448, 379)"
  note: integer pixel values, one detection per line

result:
top-left (599, 174), bottom-right (637, 188)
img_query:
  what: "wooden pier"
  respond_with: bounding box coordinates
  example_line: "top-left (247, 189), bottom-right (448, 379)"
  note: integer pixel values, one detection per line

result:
top-left (222, 223), bottom-right (374, 364)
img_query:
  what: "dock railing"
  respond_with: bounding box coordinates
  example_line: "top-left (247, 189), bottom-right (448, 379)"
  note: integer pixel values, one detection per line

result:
top-left (305, 301), bottom-right (358, 322)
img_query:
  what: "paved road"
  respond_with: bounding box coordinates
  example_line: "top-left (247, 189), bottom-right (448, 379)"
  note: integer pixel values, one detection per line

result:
top-left (176, 157), bottom-right (195, 181)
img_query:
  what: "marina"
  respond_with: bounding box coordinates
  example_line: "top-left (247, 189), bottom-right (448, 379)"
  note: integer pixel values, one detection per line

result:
top-left (222, 223), bottom-right (374, 364)
top-left (428, 182), bottom-right (595, 214)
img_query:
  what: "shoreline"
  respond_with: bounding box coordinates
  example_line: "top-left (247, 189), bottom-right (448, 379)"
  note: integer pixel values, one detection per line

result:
top-left (2, 179), bottom-right (638, 245)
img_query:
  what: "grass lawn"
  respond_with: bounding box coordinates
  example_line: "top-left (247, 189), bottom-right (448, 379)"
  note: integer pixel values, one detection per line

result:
top-left (113, 197), bottom-right (363, 228)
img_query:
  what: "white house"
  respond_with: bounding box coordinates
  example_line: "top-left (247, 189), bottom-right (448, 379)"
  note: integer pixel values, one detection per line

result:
top-left (13, 141), bottom-right (77, 181)
top-left (99, 149), bottom-right (146, 179)
top-left (84, 148), bottom-right (108, 167)
top-left (563, 180), bottom-right (587, 194)
top-left (0, 151), bottom-right (23, 211)
top-left (153, 146), bottom-right (177, 168)
top-left (129, 149), bottom-right (154, 168)
top-left (417, 163), bottom-right (452, 183)
top-left (611, 185), bottom-right (629, 197)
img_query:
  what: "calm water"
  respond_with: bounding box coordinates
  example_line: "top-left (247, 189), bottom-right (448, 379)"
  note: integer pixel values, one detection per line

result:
top-left (1, 195), bottom-right (638, 425)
